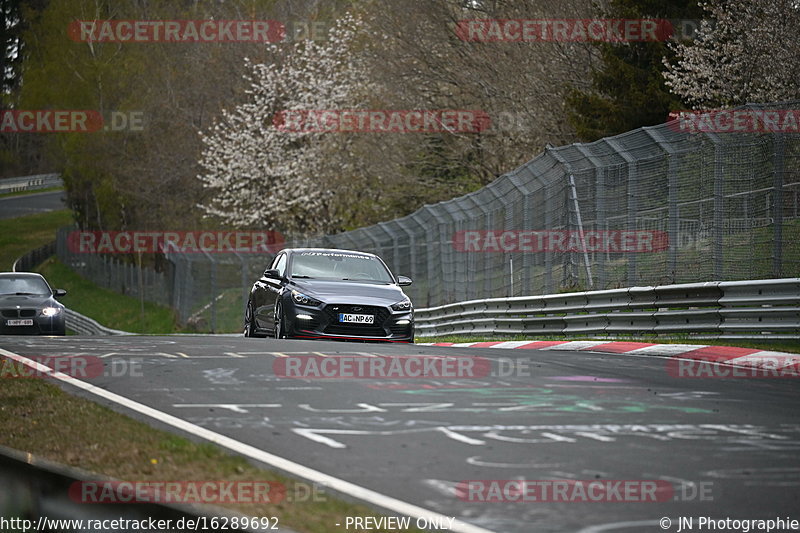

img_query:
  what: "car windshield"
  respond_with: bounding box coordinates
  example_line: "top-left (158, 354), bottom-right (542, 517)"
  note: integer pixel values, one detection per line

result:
top-left (0, 276), bottom-right (51, 295)
top-left (290, 251), bottom-right (394, 283)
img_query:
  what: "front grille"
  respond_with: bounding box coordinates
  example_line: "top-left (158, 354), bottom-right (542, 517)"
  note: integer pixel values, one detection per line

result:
top-left (322, 304), bottom-right (390, 337)
top-left (324, 324), bottom-right (388, 337)
top-left (2, 309), bottom-right (37, 318)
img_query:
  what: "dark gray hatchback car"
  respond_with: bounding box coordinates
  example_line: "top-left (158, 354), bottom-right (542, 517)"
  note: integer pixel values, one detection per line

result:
top-left (244, 248), bottom-right (414, 343)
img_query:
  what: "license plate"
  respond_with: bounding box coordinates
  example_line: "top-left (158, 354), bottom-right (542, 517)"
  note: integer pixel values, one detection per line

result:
top-left (7, 319), bottom-right (34, 326)
top-left (338, 313), bottom-right (374, 324)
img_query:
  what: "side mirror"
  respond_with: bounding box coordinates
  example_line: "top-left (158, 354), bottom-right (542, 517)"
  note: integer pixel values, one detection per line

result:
top-left (397, 276), bottom-right (412, 286)
top-left (263, 269), bottom-right (282, 280)
top-left (53, 289), bottom-right (67, 298)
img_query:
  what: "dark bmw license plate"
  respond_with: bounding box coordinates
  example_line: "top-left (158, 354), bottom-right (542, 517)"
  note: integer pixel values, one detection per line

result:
top-left (7, 319), bottom-right (34, 326)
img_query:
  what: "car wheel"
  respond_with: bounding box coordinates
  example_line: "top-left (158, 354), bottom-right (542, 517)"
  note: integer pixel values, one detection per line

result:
top-left (274, 302), bottom-right (287, 339)
top-left (244, 301), bottom-right (257, 337)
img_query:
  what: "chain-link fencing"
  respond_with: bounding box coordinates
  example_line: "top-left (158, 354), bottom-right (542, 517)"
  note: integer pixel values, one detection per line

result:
top-left (53, 102), bottom-right (800, 332)
top-left (54, 226), bottom-right (172, 307)
top-left (312, 102), bottom-right (800, 306)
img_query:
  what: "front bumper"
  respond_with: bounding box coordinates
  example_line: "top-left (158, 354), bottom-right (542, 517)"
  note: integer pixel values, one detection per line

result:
top-left (0, 315), bottom-right (66, 335)
top-left (286, 301), bottom-right (414, 343)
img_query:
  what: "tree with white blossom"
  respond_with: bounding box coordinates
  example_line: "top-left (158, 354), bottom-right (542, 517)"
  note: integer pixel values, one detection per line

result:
top-left (663, 0), bottom-right (800, 108)
top-left (197, 14), bottom-right (367, 234)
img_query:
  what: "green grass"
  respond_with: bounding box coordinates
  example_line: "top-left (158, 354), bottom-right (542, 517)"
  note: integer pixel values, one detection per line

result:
top-left (0, 378), bottom-right (424, 533)
top-left (185, 287), bottom-right (246, 334)
top-left (0, 209), bottom-right (73, 270)
top-left (36, 256), bottom-right (182, 334)
top-left (416, 334), bottom-right (800, 354)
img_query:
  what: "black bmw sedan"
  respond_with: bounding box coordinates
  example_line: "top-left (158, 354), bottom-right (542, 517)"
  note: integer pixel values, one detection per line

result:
top-left (0, 272), bottom-right (67, 335)
top-left (244, 248), bottom-right (414, 342)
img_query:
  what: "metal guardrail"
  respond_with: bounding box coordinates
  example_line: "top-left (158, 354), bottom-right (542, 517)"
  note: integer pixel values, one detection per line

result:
top-left (0, 444), bottom-right (267, 533)
top-left (64, 309), bottom-right (130, 336)
top-left (0, 173), bottom-right (63, 194)
top-left (11, 241), bottom-right (55, 272)
top-left (415, 278), bottom-right (800, 339)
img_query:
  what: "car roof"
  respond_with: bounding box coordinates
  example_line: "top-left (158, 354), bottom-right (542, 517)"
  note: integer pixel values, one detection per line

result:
top-left (0, 272), bottom-right (47, 279)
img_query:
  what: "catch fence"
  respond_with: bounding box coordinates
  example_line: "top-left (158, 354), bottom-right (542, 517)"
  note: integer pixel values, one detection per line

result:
top-left (52, 102), bottom-right (800, 331)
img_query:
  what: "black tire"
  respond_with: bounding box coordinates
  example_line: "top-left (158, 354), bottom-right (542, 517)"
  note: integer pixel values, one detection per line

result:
top-left (274, 302), bottom-right (287, 339)
top-left (244, 301), bottom-right (257, 337)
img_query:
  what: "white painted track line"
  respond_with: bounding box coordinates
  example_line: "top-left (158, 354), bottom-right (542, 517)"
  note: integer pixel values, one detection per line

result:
top-left (0, 347), bottom-right (495, 533)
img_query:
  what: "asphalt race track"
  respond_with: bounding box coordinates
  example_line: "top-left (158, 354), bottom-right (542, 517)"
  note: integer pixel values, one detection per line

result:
top-left (0, 190), bottom-right (66, 219)
top-left (1, 335), bottom-right (799, 533)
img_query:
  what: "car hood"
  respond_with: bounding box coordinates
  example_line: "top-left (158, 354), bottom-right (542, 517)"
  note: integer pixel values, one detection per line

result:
top-left (0, 294), bottom-right (61, 308)
top-left (292, 279), bottom-right (409, 306)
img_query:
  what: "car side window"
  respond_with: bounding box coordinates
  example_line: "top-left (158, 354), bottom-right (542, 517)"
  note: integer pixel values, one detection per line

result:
top-left (274, 254), bottom-right (287, 276)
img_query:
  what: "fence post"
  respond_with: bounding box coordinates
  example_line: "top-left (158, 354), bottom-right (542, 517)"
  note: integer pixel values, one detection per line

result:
top-left (576, 145), bottom-right (607, 289)
top-left (643, 127), bottom-right (681, 283)
top-left (704, 132), bottom-right (725, 279)
top-left (773, 132), bottom-right (785, 277)
top-left (604, 138), bottom-right (639, 285)
top-left (544, 182), bottom-right (554, 294)
top-left (206, 252), bottom-right (217, 333)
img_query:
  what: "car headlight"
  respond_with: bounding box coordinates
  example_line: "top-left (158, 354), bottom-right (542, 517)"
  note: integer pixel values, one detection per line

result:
top-left (391, 298), bottom-right (412, 312)
top-left (291, 290), bottom-right (321, 306)
top-left (41, 307), bottom-right (61, 317)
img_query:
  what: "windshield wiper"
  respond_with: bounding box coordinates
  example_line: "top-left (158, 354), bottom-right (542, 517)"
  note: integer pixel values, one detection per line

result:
top-left (291, 275), bottom-right (315, 279)
top-left (14, 292), bottom-right (40, 295)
